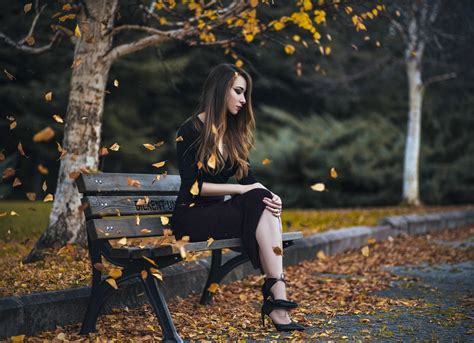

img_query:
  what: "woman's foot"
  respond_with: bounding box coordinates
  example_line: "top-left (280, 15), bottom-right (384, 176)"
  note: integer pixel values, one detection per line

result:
top-left (269, 308), bottom-right (292, 325)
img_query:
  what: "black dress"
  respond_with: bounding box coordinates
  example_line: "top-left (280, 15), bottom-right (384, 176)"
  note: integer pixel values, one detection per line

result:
top-left (170, 115), bottom-right (273, 270)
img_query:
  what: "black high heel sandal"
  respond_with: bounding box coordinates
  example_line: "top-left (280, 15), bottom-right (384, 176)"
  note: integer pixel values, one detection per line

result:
top-left (261, 298), bottom-right (305, 332)
top-left (261, 273), bottom-right (298, 309)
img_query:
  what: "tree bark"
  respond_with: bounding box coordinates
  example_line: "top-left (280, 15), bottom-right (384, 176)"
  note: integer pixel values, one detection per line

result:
top-left (25, 0), bottom-right (118, 262)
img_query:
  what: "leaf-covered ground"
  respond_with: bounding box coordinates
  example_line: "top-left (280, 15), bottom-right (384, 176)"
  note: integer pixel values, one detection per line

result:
top-left (9, 224), bottom-right (474, 342)
top-left (0, 204), bottom-right (472, 298)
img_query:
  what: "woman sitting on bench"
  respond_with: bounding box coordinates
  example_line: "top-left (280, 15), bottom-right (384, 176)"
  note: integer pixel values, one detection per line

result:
top-left (170, 63), bottom-right (305, 332)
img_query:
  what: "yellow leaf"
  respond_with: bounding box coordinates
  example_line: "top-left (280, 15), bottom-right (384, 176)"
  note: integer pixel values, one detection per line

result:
top-left (127, 177), bottom-right (141, 188)
top-left (26, 192), bottom-right (36, 201)
top-left (58, 13), bottom-right (76, 22)
top-left (197, 161), bottom-right (203, 169)
top-left (143, 255), bottom-right (158, 267)
top-left (108, 268), bottom-right (122, 279)
top-left (207, 153), bottom-right (216, 169)
top-left (117, 237), bottom-right (127, 246)
top-left (43, 193), bottom-right (54, 202)
top-left (105, 278), bottom-right (118, 289)
top-left (52, 114), bottom-right (64, 123)
top-left (293, 35), bottom-right (301, 42)
top-left (23, 4), bottom-right (32, 13)
top-left (176, 135), bottom-right (183, 142)
top-left (152, 161), bottom-right (166, 169)
top-left (150, 268), bottom-right (163, 281)
top-left (207, 237), bottom-right (214, 247)
top-left (109, 143), bottom-right (120, 151)
top-left (10, 211), bottom-right (20, 216)
top-left (311, 183), bottom-right (325, 192)
top-left (317, 250), bottom-right (327, 260)
top-left (141, 270), bottom-right (148, 280)
top-left (235, 59), bottom-right (244, 68)
top-left (284, 44), bottom-right (295, 55)
top-left (136, 214), bottom-right (140, 225)
top-left (11, 334), bottom-right (25, 342)
top-left (207, 283), bottom-right (219, 293)
top-left (74, 24), bottom-right (81, 38)
top-left (361, 245), bottom-right (369, 257)
top-left (182, 236), bottom-right (190, 241)
top-left (272, 246), bottom-right (283, 256)
top-left (113, 79), bottom-right (119, 87)
top-left (189, 203), bottom-right (195, 207)
top-left (143, 143), bottom-right (156, 151)
top-left (190, 180), bottom-right (200, 195)
top-left (261, 158), bottom-right (271, 165)
top-left (160, 216), bottom-right (169, 225)
top-left (330, 167), bottom-right (338, 178)
top-left (44, 91), bottom-right (53, 102)
top-left (10, 121), bottom-right (17, 130)
top-left (25, 36), bottom-right (35, 46)
top-left (13, 177), bottom-right (22, 187)
top-left (33, 126), bottom-right (55, 142)
top-left (250, 0), bottom-right (258, 8)
top-left (367, 237), bottom-right (376, 245)
top-left (325, 46), bottom-right (331, 55)
top-left (141, 228), bottom-right (152, 234)
top-left (273, 22), bottom-right (285, 30)
top-left (63, 4), bottom-right (72, 11)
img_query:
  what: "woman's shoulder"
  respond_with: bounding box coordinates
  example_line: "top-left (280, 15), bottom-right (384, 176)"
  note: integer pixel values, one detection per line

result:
top-left (177, 115), bottom-right (202, 140)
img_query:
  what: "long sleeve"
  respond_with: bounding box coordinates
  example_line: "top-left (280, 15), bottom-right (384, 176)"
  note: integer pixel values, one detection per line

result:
top-left (176, 125), bottom-right (204, 197)
top-left (236, 157), bottom-right (258, 185)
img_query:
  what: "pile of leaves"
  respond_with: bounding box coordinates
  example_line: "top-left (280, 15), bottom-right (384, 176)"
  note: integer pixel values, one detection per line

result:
top-left (13, 224), bottom-right (473, 341)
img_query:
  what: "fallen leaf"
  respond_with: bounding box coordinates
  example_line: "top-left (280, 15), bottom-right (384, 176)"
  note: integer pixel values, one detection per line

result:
top-left (105, 278), bottom-right (118, 289)
top-left (160, 216), bottom-right (169, 225)
top-left (317, 250), bottom-right (327, 260)
top-left (143, 255), bottom-right (158, 267)
top-left (152, 161), bottom-right (166, 169)
top-left (33, 127), bottom-right (55, 142)
top-left (361, 245), bottom-right (369, 257)
top-left (43, 194), bottom-right (54, 202)
top-left (127, 177), bottom-right (141, 188)
top-left (117, 237), bottom-right (127, 246)
top-left (207, 283), bottom-right (219, 293)
top-left (207, 237), bottom-right (214, 247)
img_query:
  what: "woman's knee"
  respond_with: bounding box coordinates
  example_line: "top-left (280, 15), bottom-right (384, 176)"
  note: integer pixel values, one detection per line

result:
top-left (244, 188), bottom-right (273, 202)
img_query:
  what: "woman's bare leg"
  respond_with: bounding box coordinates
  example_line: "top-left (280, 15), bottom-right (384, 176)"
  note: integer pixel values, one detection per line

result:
top-left (256, 208), bottom-right (291, 324)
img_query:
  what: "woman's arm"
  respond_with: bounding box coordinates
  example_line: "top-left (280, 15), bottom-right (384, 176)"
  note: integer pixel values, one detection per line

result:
top-left (200, 182), bottom-right (246, 196)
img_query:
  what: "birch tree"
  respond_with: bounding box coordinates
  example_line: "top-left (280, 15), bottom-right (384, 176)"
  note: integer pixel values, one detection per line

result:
top-left (388, 0), bottom-right (455, 206)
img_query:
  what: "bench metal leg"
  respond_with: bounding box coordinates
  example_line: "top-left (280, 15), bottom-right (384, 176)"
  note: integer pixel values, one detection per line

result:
top-left (142, 276), bottom-right (183, 342)
top-left (79, 279), bottom-right (116, 335)
top-left (199, 249), bottom-right (250, 305)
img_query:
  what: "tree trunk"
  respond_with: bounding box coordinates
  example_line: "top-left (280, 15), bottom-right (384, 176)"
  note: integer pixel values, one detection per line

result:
top-left (25, 0), bottom-right (118, 262)
top-left (402, 13), bottom-right (425, 207)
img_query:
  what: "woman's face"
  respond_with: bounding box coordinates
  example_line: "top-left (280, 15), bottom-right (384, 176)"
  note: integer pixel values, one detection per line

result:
top-left (226, 75), bottom-right (247, 116)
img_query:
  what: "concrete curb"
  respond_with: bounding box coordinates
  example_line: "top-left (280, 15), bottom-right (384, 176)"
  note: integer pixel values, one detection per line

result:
top-left (1, 208), bottom-right (473, 338)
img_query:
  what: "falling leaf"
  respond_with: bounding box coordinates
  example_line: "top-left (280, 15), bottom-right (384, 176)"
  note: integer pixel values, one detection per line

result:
top-left (58, 13), bottom-right (76, 22)
top-left (69, 171), bottom-right (80, 180)
top-left (4, 69), bottom-right (16, 80)
top-left (25, 36), bottom-right (35, 46)
top-left (42, 181), bottom-right (47, 191)
top-left (154, 141), bottom-right (165, 148)
top-left (211, 124), bottom-right (218, 135)
top-left (141, 270), bottom-right (148, 280)
top-left (43, 193), bottom-right (54, 202)
top-left (74, 24), bottom-right (81, 38)
top-left (330, 167), bottom-right (338, 178)
top-left (143, 255), bottom-right (158, 267)
top-left (207, 237), bottom-right (214, 247)
top-left (13, 178), bottom-right (22, 187)
top-left (53, 114), bottom-right (64, 124)
top-left (207, 153), bottom-right (216, 169)
top-left (10, 121), bottom-right (17, 130)
top-left (262, 158), bottom-right (271, 165)
top-left (272, 246), bottom-right (283, 256)
top-left (0, 212), bottom-right (7, 217)
top-left (93, 263), bottom-right (105, 272)
top-left (38, 164), bottom-right (49, 175)
top-left (361, 245), bottom-right (369, 257)
top-left (190, 180), bottom-right (199, 196)
top-left (176, 135), bottom-right (183, 142)
top-left (143, 143), bottom-right (156, 151)
top-left (23, 3), bottom-right (33, 13)
top-left (2, 167), bottom-right (15, 180)
top-left (10, 211), bottom-right (20, 216)
top-left (99, 147), bottom-right (109, 156)
top-left (152, 161), bottom-right (166, 169)
top-left (113, 79), bottom-right (119, 87)
top-left (56, 141), bottom-right (63, 152)
top-left (117, 237), bottom-right (127, 246)
top-left (325, 46), bottom-right (331, 55)
top-left (33, 127), bottom-right (55, 142)
top-left (109, 143), bottom-right (120, 151)
top-left (317, 250), bottom-right (327, 260)
top-left (235, 59), bottom-right (244, 68)
top-left (108, 268), bottom-right (122, 279)
top-left (197, 161), bottom-right (203, 170)
top-left (207, 283), bottom-right (219, 293)
top-left (284, 44), bottom-right (295, 55)
top-left (105, 278), bottom-right (118, 289)
top-left (136, 214), bottom-right (140, 225)
top-left (311, 183), bottom-right (325, 192)
top-left (44, 91), bottom-right (53, 102)
top-left (26, 192), bottom-right (36, 201)
top-left (127, 177), bottom-right (141, 188)
top-left (160, 216), bottom-right (169, 225)
top-left (189, 203), bottom-right (195, 207)
top-left (17, 142), bottom-right (27, 157)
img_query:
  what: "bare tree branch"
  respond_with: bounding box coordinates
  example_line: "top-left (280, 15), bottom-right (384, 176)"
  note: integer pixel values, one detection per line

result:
top-left (19, 1), bottom-right (48, 45)
top-left (423, 72), bottom-right (456, 90)
top-left (110, 24), bottom-right (166, 36)
top-left (0, 31), bottom-right (62, 54)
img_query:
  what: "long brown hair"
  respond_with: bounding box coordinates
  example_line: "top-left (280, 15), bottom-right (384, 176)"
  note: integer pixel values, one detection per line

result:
top-left (184, 63), bottom-right (256, 181)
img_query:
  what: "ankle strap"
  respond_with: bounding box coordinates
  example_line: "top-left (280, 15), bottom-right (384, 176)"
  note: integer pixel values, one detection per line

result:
top-left (265, 273), bottom-right (287, 284)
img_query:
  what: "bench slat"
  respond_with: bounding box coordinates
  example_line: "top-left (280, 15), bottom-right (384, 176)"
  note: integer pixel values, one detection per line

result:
top-left (82, 195), bottom-right (177, 218)
top-left (88, 217), bottom-right (167, 241)
top-left (77, 173), bottom-right (181, 195)
top-left (108, 232), bottom-right (304, 259)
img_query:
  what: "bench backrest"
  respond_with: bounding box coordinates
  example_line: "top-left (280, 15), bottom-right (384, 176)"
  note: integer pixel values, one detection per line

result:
top-left (76, 173), bottom-right (180, 242)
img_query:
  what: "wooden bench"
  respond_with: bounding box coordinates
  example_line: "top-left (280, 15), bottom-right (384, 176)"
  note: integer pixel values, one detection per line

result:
top-left (76, 172), bottom-right (303, 342)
